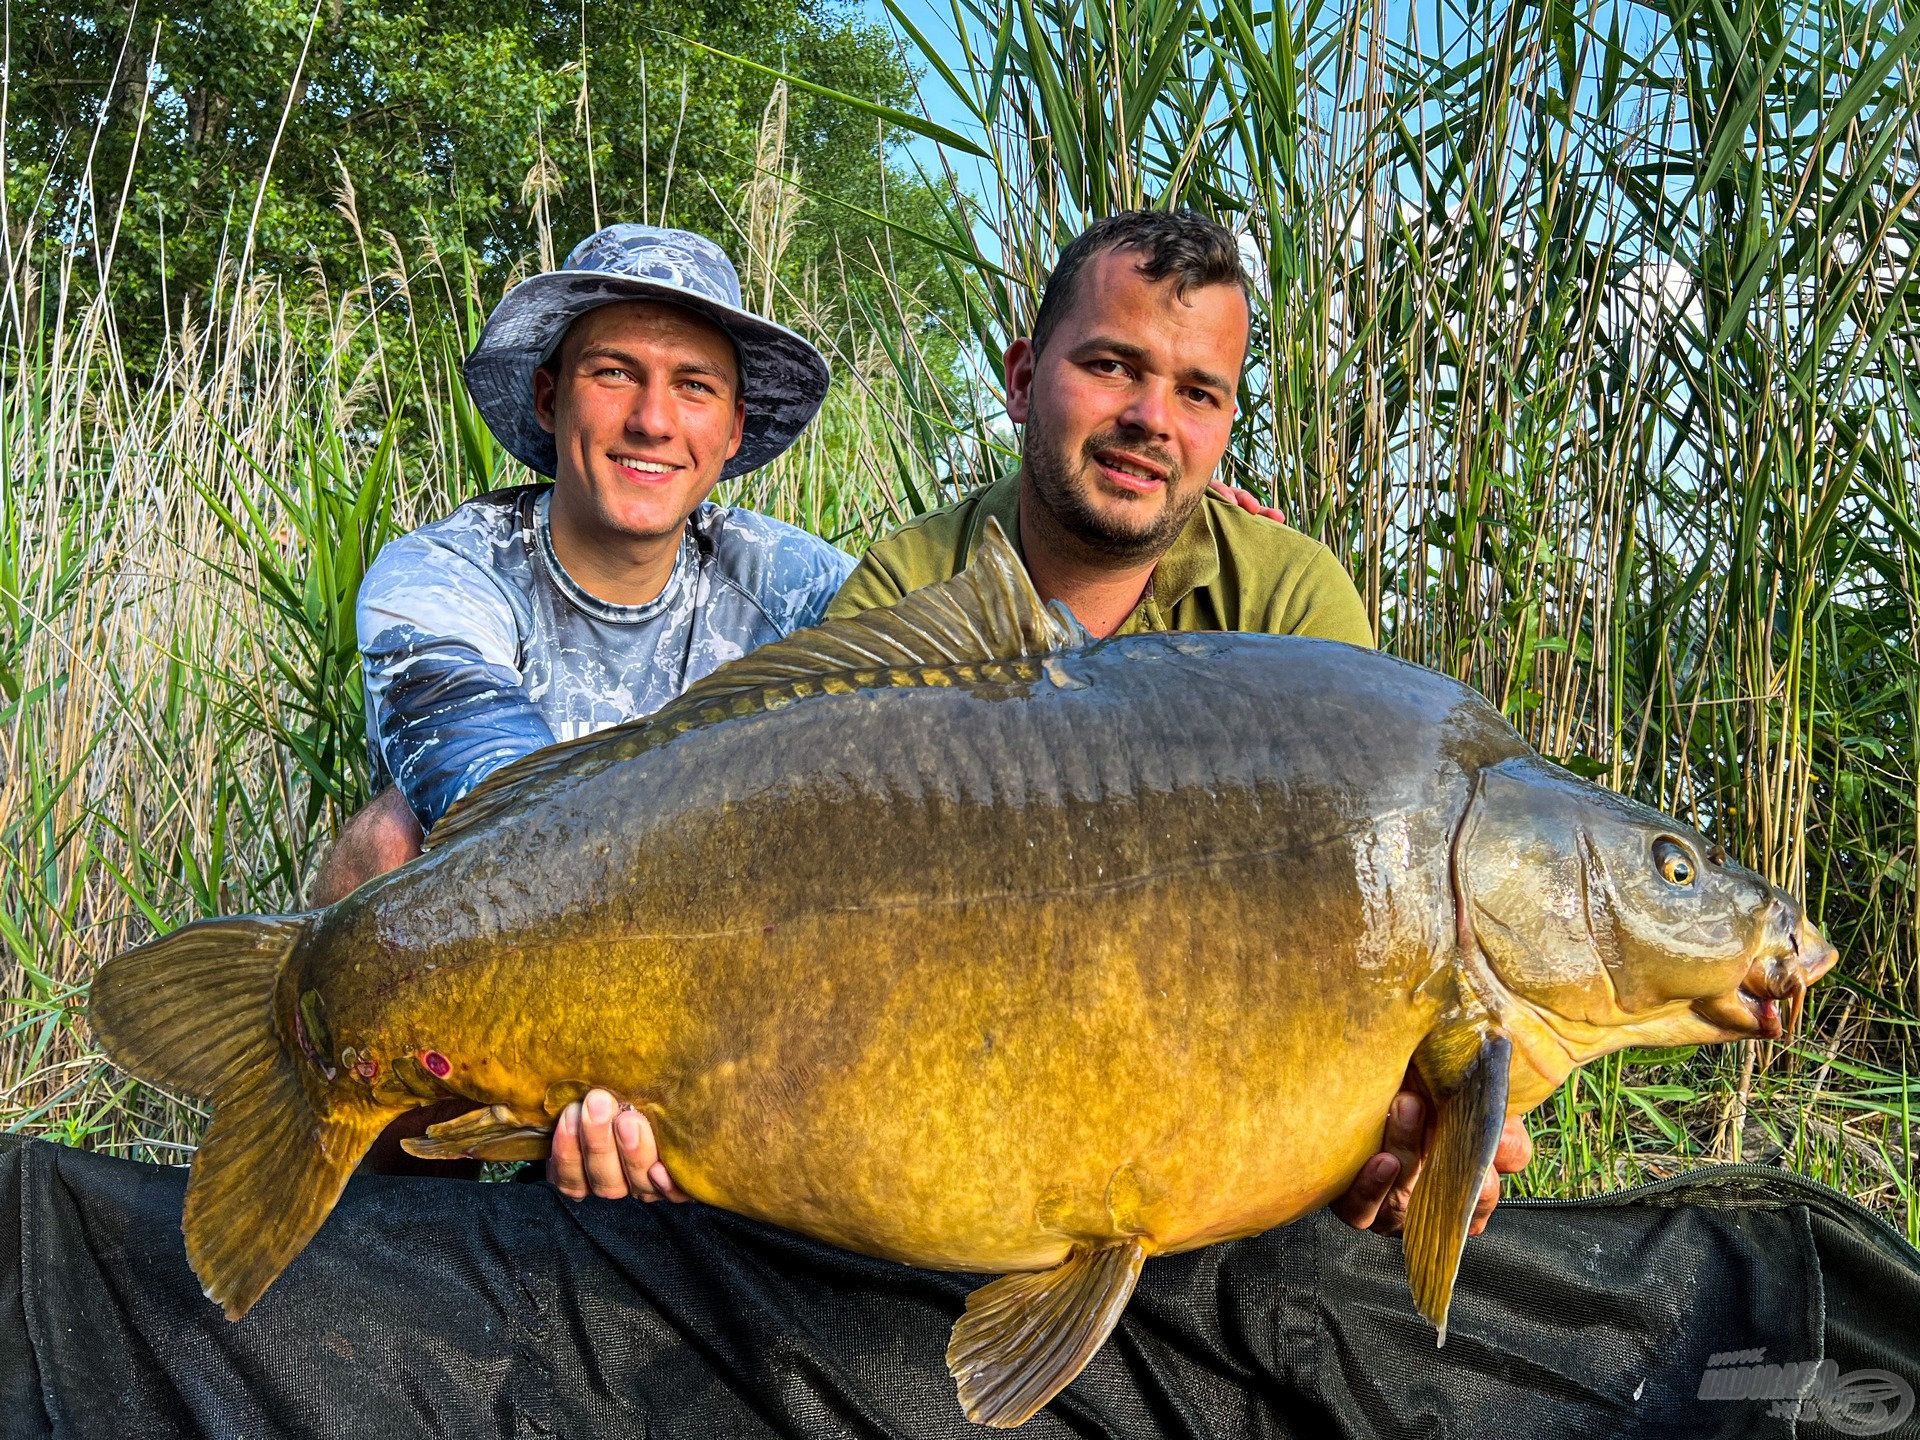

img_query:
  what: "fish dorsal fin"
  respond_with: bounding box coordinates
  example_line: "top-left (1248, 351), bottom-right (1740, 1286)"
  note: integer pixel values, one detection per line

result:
top-left (424, 518), bottom-right (1080, 850)
top-left (665, 515), bottom-right (1084, 697)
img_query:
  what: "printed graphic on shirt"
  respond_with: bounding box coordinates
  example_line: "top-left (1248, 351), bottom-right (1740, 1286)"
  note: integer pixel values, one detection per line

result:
top-left (358, 485), bottom-right (854, 829)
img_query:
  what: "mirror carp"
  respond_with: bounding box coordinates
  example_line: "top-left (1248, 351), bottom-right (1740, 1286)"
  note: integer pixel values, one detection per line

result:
top-left (90, 521), bottom-right (1837, 1428)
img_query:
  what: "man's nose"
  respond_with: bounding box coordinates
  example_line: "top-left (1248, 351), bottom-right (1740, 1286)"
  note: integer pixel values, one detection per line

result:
top-left (1118, 377), bottom-right (1174, 438)
top-left (627, 375), bottom-right (675, 438)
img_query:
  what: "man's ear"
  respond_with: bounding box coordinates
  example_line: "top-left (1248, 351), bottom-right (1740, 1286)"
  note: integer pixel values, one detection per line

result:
top-left (1004, 338), bottom-right (1036, 424)
top-left (532, 366), bottom-right (559, 437)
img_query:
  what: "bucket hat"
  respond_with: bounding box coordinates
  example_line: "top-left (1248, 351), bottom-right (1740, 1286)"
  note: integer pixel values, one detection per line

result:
top-left (464, 224), bottom-right (830, 481)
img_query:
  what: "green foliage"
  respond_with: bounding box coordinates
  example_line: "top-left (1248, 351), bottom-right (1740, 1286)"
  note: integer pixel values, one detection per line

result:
top-left (5, 0), bottom-right (950, 358)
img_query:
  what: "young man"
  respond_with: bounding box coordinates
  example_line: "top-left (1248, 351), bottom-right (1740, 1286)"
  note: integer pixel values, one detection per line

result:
top-left (822, 210), bottom-right (1532, 1238)
top-left (316, 223), bottom-right (852, 898)
top-left (311, 224), bottom-right (854, 1182)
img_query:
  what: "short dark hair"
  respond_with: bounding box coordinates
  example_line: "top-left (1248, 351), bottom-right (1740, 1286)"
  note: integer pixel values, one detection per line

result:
top-left (1029, 209), bottom-right (1251, 355)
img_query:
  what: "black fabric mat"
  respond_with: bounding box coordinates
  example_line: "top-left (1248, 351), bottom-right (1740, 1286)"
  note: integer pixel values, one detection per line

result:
top-left (1, 1139), bottom-right (1914, 1439)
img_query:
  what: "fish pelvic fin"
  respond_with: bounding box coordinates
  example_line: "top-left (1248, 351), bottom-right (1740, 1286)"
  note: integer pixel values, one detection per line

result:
top-left (946, 1237), bottom-right (1148, 1429)
top-left (425, 517), bottom-right (1085, 851)
top-left (89, 914), bottom-right (389, 1318)
top-left (403, 1103), bottom-right (552, 1162)
top-left (1404, 1025), bottom-right (1512, 1345)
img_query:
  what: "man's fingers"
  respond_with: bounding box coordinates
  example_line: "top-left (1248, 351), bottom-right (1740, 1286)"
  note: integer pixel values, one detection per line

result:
top-left (651, 1160), bottom-right (688, 1204)
top-left (1332, 1091), bottom-right (1426, 1233)
top-left (613, 1105), bottom-right (661, 1202)
top-left (619, 1117), bottom-right (687, 1203)
top-left (1330, 1152), bottom-right (1400, 1229)
top-left (1369, 1091), bottom-right (1425, 1235)
top-left (1383, 1089), bottom-right (1425, 1153)
top-left (1205, 478), bottom-right (1286, 524)
top-left (1468, 1167), bottom-right (1502, 1236)
top-left (1462, 1116), bottom-right (1531, 1236)
top-left (1494, 1116), bottom-right (1534, 1175)
top-left (547, 1103), bottom-right (588, 1200)
top-left (578, 1089), bottom-right (630, 1199)
top-left (550, 1092), bottom-right (682, 1204)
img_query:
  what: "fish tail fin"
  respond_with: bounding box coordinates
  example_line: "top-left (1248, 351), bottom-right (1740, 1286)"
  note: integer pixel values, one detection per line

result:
top-left (89, 914), bottom-right (391, 1318)
top-left (183, 1044), bottom-right (389, 1318)
top-left (90, 914), bottom-right (309, 1099)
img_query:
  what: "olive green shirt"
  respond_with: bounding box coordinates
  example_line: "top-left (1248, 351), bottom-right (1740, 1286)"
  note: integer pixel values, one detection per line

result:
top-left (827, 473), bottom-right (1374, 646)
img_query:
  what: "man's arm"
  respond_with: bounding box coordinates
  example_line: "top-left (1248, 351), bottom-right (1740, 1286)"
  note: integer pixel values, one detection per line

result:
top-left (312, 536), bottom-right (551, 906)
top-left (309, 786), bottom-right (423, 907)
top-left (358, 537), bottom-right (557, 831)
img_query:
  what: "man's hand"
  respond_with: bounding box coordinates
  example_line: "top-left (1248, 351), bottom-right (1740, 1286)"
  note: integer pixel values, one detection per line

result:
top-left (547, 1087), bottom-right (688, 1203)
top-left (1332, 1073), bottom-right (1534, 1236)
top-left (1207, 478), bottom-right (1286, 524)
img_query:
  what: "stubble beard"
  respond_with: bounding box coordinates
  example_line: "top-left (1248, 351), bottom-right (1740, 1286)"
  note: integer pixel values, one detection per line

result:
top-left (1022, 402), bottom-right (1202, 564)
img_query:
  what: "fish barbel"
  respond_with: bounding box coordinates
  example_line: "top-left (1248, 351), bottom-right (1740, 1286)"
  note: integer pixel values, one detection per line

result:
top-left (90, 521), bottom-right (1837, 1427)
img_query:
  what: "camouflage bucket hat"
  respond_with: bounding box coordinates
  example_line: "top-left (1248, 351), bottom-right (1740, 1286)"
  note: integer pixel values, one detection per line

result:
top-left (464, 224), bottom-right (830, 481)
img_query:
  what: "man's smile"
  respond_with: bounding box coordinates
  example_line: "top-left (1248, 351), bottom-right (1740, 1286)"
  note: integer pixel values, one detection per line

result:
top-left (609, 452), bottom-right (683, 482)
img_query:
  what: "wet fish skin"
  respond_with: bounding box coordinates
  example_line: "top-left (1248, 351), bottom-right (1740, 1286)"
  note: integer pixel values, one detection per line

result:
top-left (304, 629), bottom-right (1512, 1260)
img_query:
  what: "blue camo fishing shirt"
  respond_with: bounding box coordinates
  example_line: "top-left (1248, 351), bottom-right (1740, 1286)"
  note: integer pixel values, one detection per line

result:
top-left (358, 483), bottom-right (855, 831)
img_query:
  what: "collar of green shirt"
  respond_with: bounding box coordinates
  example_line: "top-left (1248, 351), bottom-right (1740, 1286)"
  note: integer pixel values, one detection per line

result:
top-left (956, 472), bottom-right (1222, 635)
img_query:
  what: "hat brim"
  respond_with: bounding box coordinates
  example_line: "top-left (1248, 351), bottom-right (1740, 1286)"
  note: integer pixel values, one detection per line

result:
top-left (463, 271), bottom-right (830, 480)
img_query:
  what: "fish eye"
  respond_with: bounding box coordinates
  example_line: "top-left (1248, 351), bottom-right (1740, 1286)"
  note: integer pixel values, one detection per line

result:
top-left (1653, 838), bottom-right (1697, 887)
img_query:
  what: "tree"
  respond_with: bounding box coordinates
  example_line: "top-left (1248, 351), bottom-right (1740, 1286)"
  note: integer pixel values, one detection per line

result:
top-left (5, 0), bottom-right (949, 355)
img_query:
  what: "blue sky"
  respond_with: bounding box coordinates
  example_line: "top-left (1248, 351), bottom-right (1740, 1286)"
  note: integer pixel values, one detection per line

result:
top-left (859, 0), bottom-right (982, 145)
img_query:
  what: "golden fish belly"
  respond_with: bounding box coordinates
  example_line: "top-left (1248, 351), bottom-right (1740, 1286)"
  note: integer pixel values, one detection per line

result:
top-left (326, 851), bottom-right (1442, 1275)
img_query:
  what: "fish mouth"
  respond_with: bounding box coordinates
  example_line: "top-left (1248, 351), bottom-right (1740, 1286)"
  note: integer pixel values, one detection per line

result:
top-left (1698, 916), bottom-right (1839, 1040)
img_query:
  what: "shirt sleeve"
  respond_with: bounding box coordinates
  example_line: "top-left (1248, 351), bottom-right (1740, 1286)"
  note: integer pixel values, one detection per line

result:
top-left (357, 536), bottom-right (557, 831)
top-left (1275, 545), bottom-right (1376, 648)
top-left (824, 547), bottom-right (911, 620)
top-left (700, 507), bottom-right (858, 636)
top-left (780, 539), bottom-right (859, 630)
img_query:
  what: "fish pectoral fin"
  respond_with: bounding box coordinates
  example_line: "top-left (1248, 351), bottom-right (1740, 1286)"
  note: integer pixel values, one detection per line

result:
top-left (946, 1238), bottom-right (1148, 1429)
top-left (1404, 1025), bottom-right (1512, 1345)
top-left (402, 1104), bottom-right (553, 1162)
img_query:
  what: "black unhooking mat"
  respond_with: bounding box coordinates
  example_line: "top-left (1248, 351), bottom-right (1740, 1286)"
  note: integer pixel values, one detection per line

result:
top-left (1, 1139), bottom-right (1916, 1439)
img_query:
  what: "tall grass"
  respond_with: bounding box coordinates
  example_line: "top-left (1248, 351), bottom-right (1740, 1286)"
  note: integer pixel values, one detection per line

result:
top-left (1, 0), bottom-right (1916, 1238)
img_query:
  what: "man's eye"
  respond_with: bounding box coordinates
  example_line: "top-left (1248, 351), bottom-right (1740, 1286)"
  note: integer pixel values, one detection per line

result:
top-left (682, 379), bottom-right (714, 395)
top-left (1089, 358), bottom-right (1129, 377)
top-left (1183, 387), bottom-right (1220, 406)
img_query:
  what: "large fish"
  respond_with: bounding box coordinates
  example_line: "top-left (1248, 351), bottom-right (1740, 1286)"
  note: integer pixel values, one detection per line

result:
top-left (90, 522), bottom-right (1836, 1428)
